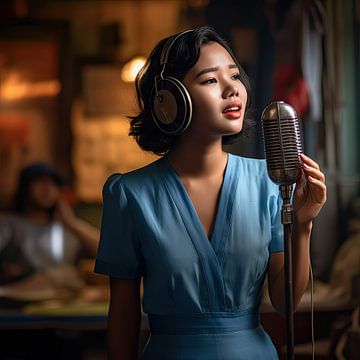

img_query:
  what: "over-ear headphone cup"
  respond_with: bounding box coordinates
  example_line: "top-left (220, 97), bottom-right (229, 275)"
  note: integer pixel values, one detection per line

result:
top-left (151, 77), bottom-right (192, 135)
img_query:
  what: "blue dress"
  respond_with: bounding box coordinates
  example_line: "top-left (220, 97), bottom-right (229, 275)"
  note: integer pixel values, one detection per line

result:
top-left (95, 154), bottom-right (284, 359)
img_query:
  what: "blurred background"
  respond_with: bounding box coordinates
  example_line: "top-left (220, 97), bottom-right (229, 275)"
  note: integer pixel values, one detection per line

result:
top-left (0, 0), bottom-right (359, 359)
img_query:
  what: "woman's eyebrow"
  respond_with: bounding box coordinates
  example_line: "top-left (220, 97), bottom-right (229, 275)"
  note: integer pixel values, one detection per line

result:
top-left (229, 64), bottom-right (240, 70)
top-left (195, 64), bottom-right (239, 79)
top-left (195, 67), bottom-right (217, 78)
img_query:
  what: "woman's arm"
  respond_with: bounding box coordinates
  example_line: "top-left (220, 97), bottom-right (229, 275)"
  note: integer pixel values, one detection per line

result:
top-left (268, 154), bottom-right (326, 316)
top-left (108, 277), bottom-right (142, 360)
top-left (55, 199), bottom-right (100, 256)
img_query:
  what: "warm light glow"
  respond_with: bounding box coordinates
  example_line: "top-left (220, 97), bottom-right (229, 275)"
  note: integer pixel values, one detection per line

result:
top-left (0, 72), bottom-right (61, 101)
top-left (188, 0), bottom-right (209, 7)
top-left (121, 56), bottom-right (146, 82)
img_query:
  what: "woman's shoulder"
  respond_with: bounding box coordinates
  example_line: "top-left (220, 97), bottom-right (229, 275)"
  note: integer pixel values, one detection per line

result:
top-left (102, 158), bottom-right (164, 195)
top-left (0, 212), bottom-right (23, 226)
top-left (229, 153), bottom-right (267, 175)
top-left (229, 153), bottom-right (279, 192)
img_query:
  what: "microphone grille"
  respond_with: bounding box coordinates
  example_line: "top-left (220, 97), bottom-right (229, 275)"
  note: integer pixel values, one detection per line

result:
top-left (261, 102), bottom-right (302, 185)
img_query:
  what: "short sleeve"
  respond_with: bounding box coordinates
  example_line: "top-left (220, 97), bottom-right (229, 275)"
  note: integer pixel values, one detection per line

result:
top-left (268, 190), bottom-right (284, 253)
top-left (94, 174), bottom-right (145, 279)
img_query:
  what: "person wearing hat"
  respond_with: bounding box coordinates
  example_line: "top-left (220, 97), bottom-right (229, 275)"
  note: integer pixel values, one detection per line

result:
top-left (0, 162), bottom-right (100, 284)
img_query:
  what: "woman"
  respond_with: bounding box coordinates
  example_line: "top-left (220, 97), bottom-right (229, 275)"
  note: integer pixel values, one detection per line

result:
top-left (94, 26), bottom-right (326, 359)
top-left (0, 163), bottom-right (99, 284)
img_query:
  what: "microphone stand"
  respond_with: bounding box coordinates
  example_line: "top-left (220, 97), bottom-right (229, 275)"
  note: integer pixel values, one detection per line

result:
top-left (280, 185), bottom-right (294, 360)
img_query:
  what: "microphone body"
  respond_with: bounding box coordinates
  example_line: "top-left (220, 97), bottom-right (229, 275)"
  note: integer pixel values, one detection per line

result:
top-left (261, 101), bottom-right (302, 186)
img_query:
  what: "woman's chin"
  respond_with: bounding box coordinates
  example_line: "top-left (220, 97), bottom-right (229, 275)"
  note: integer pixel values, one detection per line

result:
top-left (222, 125), bottom-right (243, 136)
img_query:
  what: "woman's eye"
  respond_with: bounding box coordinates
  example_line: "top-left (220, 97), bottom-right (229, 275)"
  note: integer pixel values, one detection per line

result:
top-left (201, 78), bottom-right (217, 85)
top-left (232, 73), bottom-right (241, 80)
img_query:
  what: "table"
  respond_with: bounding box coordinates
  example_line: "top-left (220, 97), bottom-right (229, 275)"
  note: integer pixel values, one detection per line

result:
top-left (0, 301), bottom-right (152, 360)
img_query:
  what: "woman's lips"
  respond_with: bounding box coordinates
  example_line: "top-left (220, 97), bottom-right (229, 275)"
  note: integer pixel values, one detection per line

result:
top-left (223, 111), bottom-right (241, 119)
top-left (222, 102), bottom-right (242, 119)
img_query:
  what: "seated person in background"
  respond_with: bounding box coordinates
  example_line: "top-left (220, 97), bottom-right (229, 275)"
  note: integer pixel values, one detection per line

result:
top-left (0, 163), bottom-right (100, 285)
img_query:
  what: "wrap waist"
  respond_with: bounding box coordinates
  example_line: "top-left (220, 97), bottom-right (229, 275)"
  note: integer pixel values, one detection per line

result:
top-left (148, 310), bottom-right (260, 335)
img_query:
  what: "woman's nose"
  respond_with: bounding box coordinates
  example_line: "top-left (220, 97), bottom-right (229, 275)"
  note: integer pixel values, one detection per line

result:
top-left (223, 83), bottom-right (239, 99)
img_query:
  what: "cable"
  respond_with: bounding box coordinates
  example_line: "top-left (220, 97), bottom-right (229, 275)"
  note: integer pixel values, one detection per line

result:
top-left (309, 261), bottom-right (315, 360)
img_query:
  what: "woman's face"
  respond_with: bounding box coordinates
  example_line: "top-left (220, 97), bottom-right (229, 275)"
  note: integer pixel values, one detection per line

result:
top-left (28, 176), bottom-right (61, 210)
top-left (182, 41), bottom-right (247, 140)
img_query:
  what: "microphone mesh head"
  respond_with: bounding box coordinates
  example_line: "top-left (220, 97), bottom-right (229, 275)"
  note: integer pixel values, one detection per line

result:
top-left (261, 101), bottom-right (302, 185)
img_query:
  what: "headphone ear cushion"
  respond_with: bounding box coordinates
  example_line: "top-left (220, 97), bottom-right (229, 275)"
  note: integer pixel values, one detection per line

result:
top-left (151, 77), bottom-right (192, 135)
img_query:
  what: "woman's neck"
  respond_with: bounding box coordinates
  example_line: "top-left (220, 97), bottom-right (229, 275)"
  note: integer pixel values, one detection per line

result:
top-left (167, 136), bottom-right (227, 178)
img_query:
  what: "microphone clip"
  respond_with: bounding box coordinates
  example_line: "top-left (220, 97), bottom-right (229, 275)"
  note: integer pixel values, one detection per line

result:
top-left (280, 184), bottom-right (294, 225)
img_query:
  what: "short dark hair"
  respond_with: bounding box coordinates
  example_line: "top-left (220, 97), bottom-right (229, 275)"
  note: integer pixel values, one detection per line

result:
top-left (129, 26), bottom-right (253, 155)
top-left (15, 163), bottom-right (64, 213)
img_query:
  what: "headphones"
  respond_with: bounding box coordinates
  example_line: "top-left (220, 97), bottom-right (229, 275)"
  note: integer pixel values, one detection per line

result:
top-left (151, 30), bottom-right (193, 135)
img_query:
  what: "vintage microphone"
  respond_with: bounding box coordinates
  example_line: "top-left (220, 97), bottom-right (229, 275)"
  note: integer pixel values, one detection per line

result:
top-left (261, 101), bottom-right (303, 360)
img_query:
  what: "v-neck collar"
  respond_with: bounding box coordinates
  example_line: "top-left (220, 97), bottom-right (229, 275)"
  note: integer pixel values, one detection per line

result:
top-left (158, 153), bottom-right (239, 311)
top-left (164, 154), bottom-right (232, 243)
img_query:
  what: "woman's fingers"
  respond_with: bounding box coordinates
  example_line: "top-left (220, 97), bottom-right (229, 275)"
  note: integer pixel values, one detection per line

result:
top-left (306, 175), bottom-right (327, 204)
top-left (303, 163), bottom-right (325, 182)
top-left (300, 153), bottom-right (320, 170)
top-left (300, 154), bottom-right (325, 182)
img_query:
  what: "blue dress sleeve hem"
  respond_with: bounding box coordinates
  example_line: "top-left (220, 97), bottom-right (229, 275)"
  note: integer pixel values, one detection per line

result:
top-left (94, 258), bottom-right (142, 279)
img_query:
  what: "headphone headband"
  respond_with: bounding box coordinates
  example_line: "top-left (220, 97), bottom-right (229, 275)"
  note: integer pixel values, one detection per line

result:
top-left (160, 29), bottom-right (193, 77)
